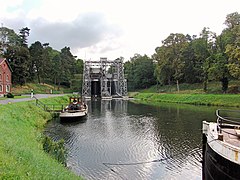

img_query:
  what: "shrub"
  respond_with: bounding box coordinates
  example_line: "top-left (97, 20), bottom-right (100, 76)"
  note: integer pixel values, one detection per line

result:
top-left (43, 136), bottom-right (67, 165)
top-left (6, 93), bottom-right (14, 98)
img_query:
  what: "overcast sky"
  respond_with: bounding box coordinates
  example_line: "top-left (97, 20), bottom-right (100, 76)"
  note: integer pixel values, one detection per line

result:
top-left (1, 0), bottom-right (240, 61)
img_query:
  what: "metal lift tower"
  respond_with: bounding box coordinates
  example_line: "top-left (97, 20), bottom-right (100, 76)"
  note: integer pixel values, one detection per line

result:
top-left (82, 57), bottom-right (127, 99)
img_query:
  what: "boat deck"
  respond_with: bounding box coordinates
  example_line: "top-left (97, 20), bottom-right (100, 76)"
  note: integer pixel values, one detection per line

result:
top-left (222, 128), bottom-right (240, 148)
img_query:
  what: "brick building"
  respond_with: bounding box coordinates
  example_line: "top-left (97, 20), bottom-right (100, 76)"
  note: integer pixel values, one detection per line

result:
top-left (0, 58), bottom-right (12, 96)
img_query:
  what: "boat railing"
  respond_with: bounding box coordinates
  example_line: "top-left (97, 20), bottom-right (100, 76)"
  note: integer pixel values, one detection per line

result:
top-left (216, 109), bottom-right (240, 133)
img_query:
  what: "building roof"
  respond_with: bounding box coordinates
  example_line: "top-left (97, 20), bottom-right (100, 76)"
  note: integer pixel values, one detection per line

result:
top-left (0, 58), bottom-right (13, 72)
top-left (0, 58), bottom-right (5, 64)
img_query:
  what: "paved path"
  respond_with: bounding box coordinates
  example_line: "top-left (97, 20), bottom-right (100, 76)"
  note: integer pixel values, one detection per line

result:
top-left (0, 94), bottom-right (66, 104)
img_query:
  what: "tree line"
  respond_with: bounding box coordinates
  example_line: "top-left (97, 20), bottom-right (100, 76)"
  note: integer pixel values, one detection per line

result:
top-left (0, 27), bottom-right (83, 91)
top-left (1, 12), bottom-right (240, 93)
top-left (124, 12), bottom-right (240, 93)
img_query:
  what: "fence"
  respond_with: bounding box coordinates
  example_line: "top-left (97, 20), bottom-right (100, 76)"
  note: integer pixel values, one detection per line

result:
top-left (34, 96), bottom-right (66, 113)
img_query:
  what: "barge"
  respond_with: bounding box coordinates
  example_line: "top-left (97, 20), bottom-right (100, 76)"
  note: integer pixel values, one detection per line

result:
top-left (60, 97), bottom-right (88, 122)
top-left (202, 109), bottom-right (240, 179)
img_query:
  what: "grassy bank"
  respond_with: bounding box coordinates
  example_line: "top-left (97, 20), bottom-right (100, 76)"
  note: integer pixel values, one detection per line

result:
top-left (12, 83), bottom-right (73, 95)
top-left (134, 93), bottom-right (240, 107)
top-left (0, 96), bottom-right (81, 179)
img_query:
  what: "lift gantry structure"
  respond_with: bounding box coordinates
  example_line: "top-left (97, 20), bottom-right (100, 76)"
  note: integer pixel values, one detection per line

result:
top-left (82, 57), bottom-right (127, 99)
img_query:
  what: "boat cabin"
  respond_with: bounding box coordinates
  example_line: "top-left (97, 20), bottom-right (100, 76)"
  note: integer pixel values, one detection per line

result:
top-left (67, 97), bottom-right (86, 111)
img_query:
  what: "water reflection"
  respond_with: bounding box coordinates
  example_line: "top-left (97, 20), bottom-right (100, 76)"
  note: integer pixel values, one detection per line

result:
top-left (45, 99), bottom-right (220, 180)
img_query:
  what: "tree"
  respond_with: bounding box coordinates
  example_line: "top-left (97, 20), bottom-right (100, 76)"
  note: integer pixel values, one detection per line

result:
top-left (52, 54), bottom-right (62, 89)
top-left (179, 34), bottom-right (208, 84)
top-left (124, 54), bottom-right (156, 90)
top-left (75, 58), bottom-right (84, 74)
top-left (0, 27), bottom-right (21, 55)
top-left (226, 35), bottom-right (240, 79)
top-left (224, 12), bottom-right (240, 29)
top-left (153, 46), bottom-right (174, 86)
top-left (71, 58), bottom-right (84, 91)
top-left (225, 12), bottom-right (240, 80)
top-left (42, 44), bottom-right (54, 84)
top-left (208, 53), bottom-right (229, 93)
top-left (29, 41), bottom-right (44, 83)
top-left (159, 33), bottom-right (188, 92)
top-left (198, 27), bottom-right (216, 91)
top-left (124, 60), bottom-right (135, 91)
top-left (207, 26), bottom-right (238, 93)
top-left (3, 27), bottom-right (31, 85)
top-left (8, 46), bottom-right (30, 85)
top-left (19, 27), bottom-right (30, 47)
top-left (58, 47), bottom-right (76, 87)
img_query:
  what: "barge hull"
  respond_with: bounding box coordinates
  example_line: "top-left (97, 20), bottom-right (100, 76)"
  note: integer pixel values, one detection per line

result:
top-left (203, 142), bottom-right (240, 180)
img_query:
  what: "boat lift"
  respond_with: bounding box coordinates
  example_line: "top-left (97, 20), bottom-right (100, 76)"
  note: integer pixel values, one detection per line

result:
top-left (82, 57), bottom-right (127, 99)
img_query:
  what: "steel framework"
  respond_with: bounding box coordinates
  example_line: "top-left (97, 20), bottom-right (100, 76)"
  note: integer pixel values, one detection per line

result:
top-left (82, 57), bottom-right (127, 98)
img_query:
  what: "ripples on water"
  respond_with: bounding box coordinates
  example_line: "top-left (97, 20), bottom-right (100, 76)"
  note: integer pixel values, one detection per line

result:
top-left (45, 100), bottom-right (217, 180)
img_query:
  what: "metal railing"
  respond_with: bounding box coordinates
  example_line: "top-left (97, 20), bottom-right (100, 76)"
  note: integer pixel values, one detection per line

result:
top-left (33, 96), bottom-right (65, 113)
top-left (216, 109), bottom-right (240, 134)
top-left (216, 109), bottom-right (240, 124)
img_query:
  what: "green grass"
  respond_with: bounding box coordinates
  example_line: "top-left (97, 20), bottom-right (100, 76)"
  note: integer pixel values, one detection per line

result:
top-left (127, 92), bottom-right (139, 97)
top-left (12, 83), bottom-right (72, 95)
top-left (133, 80), bottom-right (240, 107)
top-left (0, 96), bottom-right (82, 179)
top-left (0, 95), bottom-right (29, 100)
top-left (134, 93), bottom-right (240, 107)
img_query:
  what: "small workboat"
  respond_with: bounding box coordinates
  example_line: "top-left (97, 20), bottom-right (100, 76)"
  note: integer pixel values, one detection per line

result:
top-left (202, 109), bottom-right (240, 180)
top-left (60, 97), bottom-right (88, 122)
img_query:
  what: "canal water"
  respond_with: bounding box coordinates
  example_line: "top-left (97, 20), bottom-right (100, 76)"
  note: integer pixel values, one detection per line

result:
top-left (44, 99), bottom-right (220, 180)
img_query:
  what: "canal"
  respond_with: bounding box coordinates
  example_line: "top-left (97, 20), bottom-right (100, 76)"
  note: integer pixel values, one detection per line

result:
top-left (45, 99), bottom-right (220, 180)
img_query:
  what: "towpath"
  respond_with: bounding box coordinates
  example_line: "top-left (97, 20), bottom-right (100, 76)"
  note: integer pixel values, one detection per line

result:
top-left (0, 94), bottom-right (66, 105)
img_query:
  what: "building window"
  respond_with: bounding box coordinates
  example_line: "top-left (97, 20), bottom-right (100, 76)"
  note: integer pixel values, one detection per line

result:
top-left (0, 74), bottom-right (2, 81)
top-left (6, 75), bottom-right (9, 82)
top-left (6, 85), bottom-right (10, 92)
top-left (0, 85), bottom-right (2, 92)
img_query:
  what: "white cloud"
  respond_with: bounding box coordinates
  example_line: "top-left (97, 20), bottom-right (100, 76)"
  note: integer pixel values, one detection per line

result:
top-left (28, 13), bottom-right (122, 53)
top-left (0, 0), bottom-right (240, 60)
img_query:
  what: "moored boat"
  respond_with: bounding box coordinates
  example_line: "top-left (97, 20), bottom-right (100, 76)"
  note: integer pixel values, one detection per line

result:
top-left (60, 97), bottom-right (88, 122)
top-left (202, 109), bottom-right (240, 180)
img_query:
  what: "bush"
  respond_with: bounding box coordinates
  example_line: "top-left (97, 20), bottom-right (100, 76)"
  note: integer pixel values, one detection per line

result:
top-left (6, 93), bottom-right (14, 98)
top-left (43, 136), bottom-right (67, 165)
